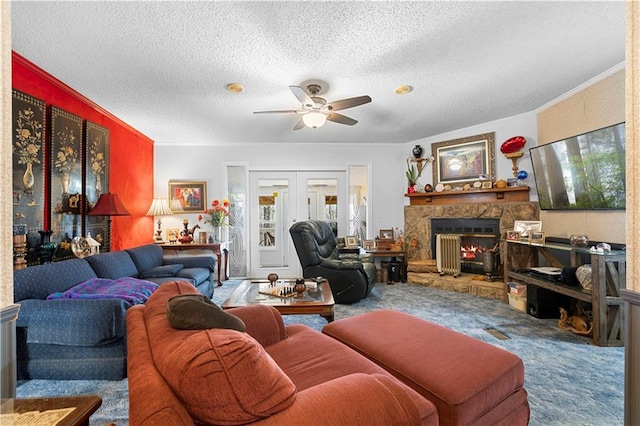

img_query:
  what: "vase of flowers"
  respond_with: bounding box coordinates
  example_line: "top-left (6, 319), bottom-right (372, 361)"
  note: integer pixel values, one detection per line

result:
top-left (198, 198), bottom-right (230, 242)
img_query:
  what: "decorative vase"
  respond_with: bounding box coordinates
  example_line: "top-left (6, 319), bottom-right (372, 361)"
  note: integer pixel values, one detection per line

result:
top-left (407, 184), bottom-right (416, 194)
top-left (412, 145), bottom-right (423, 159)
top-left (95, 174), bottom-right (102, 195)
top-left (570, 235), bottom-right (589, 248)
top-left (61, 172), bottom-right (71, 194)
top-left (212, 226), bottom-right (222, 242)
top-left (23, 162), bottom-right (35, 192)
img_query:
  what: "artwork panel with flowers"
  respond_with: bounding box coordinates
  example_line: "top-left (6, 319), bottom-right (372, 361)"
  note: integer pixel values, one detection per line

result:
top-left (50, 106), bottom-right (83, 243)
top-left (84, 120), bottom-right (110, 237)
top-left (198, 198), bottom-right (230, 228)
top-left (12, 89), bottom-right (46, 260)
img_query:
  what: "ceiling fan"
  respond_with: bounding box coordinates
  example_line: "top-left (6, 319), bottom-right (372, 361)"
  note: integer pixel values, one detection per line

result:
top-left (253, 84), bottom-right (372, 130)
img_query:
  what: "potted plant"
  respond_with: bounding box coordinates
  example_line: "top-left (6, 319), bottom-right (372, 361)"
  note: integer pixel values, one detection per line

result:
top-left (406, 160), bottom-right (418, 193)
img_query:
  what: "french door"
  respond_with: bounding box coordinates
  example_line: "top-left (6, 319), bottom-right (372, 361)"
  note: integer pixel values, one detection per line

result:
top-left (249, 171), bottom-right (346, 278)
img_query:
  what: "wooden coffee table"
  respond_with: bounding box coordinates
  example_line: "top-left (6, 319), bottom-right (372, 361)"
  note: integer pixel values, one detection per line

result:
top-left (1, 395), bottom-right (102, 426)
top-left (222, 279), bottom-right (335, 322)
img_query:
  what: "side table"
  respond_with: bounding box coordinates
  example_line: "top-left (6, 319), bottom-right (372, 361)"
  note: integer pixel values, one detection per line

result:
top-left (160, 242), bottom-right (232, 286)
top-left (365, 249), bottom-right (407, 284)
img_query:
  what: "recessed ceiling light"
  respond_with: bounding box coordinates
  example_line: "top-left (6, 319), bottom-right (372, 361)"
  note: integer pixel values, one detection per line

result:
top-left (395, 85), bottom-right (413, 95)
top-left (226, 83), bottom-right (244, 93)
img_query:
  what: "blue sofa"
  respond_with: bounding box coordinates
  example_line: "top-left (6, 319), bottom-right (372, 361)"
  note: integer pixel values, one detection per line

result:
top-left (13, 243), bottom-right (215, 380)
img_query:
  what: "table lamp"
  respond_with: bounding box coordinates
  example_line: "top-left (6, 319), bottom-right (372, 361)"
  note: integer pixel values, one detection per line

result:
top-left (146, 198), bottom-right (174, 243)
top-left (88, 193), bottom-right (131, 250)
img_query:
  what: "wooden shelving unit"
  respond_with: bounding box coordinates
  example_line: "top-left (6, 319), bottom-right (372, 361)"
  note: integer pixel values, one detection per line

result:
top-left (504, 239), bottom-right (625, 347)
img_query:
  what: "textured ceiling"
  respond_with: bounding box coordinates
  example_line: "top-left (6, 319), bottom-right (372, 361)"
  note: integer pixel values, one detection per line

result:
top-left (11, 1), bottom-right (625, 146)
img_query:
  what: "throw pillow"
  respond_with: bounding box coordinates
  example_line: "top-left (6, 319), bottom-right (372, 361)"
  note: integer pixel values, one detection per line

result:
top-left (167, 294), bottom-right (246, 332)
top-left (140, 263), bottom-right (184, 278)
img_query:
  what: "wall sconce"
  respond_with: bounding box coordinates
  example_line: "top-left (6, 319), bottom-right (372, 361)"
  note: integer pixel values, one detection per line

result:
top-left (500, 136), bottom-right (527, 177)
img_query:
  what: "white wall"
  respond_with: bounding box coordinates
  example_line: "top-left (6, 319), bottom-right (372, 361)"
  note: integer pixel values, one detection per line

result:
top-left (405, 111), bottom-right (539, 199)
top-left (154, 143), bottom-right (406, 237)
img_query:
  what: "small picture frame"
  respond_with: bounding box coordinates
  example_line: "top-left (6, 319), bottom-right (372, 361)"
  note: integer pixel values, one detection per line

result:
top-left (481, 181), bottom-right (493, 189)
top-left (379, 229), bottom-right (394, 239)
top-left (513, 220), bottom-right (542, 237)
top-left (363, 239), bottom-right (375, 250)
top-left (529, 231), bottom-right (546, 246)
top-left (345, 236), bottom-right (358, 248)
top-left (166, 228), bottom-right (180, 243)
top-left (507, 178), bottom-right (518, 187)
top-left (506, 230), bottom-right (521, 241)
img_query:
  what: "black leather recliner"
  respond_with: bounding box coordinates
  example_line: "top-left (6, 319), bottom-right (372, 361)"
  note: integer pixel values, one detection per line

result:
top-left (289, 220), bottom-right (376, 304)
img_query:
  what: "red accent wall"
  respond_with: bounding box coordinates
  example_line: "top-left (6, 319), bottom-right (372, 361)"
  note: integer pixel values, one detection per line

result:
top-left (12, 52), bottom-right (154, 250)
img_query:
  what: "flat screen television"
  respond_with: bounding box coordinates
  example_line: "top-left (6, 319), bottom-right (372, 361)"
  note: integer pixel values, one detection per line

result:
top-left (529, 122), bottom-right (625, 210)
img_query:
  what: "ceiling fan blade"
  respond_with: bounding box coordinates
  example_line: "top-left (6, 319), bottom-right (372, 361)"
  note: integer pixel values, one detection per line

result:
top-left (327, 112), bottom-right (358, 126)
top-left (253, 110), bottom-right (299, 114)
top-left (293, 118), bottom-right (306, 130)
top-left (326, 95), bottom-right (372, 111)
top-left (289, 86), bottom-right (315, 108)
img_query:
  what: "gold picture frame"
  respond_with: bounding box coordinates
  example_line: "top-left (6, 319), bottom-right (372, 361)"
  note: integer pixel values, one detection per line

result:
top-left (166, 228), bottom-right (180, 243)
top-left (506, 230), bottom-right (521, 241)
top-left (529, 231), bottom-right (546, 246)
top-left (168, 180), bottom-right (207, 212)
top-left (432, 132), bottom-right (496, 186)
top-left (345, 236), bottom-right (358, 248)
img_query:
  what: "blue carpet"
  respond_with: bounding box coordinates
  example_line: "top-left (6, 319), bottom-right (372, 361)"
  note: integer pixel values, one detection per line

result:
top-left (17, 280), bottom-right (624, 425)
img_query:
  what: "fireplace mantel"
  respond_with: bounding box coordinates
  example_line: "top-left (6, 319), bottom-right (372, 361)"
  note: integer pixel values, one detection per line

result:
top-left (406, 186), bottom-right (530, 205)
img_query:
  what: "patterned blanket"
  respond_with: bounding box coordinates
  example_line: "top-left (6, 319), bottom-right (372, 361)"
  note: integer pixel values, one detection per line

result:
top-left (47, 277), bottom-right (159, 305)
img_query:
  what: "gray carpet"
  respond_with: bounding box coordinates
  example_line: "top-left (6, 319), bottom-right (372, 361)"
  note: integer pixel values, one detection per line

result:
top-left (17, 280), bottom-right (624, 425)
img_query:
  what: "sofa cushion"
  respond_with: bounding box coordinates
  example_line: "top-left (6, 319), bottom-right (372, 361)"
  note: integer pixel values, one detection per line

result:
top-left (140, 264), bottom-right (184, 278)
top-left (175, 267), bottom-right (209, 283)
top-left (167, 294), bottom-right (246, 332)
top-left (145, 282), bottom-right (297, 425)
top-left (125, 244), bottom-right (164, 273)
top-left (14, 258), bottom-right (98, 301)
top-left (86, 251), bottom-right (139, 279)
top-left (18, 298), bottom-right (129, 346)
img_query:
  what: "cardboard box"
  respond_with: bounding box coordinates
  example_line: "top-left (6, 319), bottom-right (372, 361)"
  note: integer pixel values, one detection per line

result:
top-left (508, 282), bottom-right (527, 296)
top-left (508, 293), bottom-right (527, 312)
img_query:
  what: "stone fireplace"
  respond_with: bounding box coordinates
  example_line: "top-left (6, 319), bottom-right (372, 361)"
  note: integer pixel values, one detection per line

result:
top-left (403, 198), bottom-right (540, 298)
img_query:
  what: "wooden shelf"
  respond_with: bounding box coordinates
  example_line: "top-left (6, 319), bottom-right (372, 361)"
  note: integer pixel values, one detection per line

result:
top-left (504, 239), bottom-right (625, 347)
top-left (406, 186), bottom-right (530, 205)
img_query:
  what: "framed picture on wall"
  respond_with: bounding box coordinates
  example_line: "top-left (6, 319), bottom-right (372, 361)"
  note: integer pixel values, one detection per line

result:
top-left (432, 132), bottom-right (496, 186)
top-left (168, 180), bottom-right (207, 212)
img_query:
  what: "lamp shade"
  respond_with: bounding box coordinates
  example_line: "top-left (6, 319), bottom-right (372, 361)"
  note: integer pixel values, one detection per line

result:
top-left (88, 193), bottom-right (131, 216)
top-left (170, 197), bottom-right (184, 213)
top-left (302, 111), bottom-right (327, 128)
top-left (146, 198), bottom-right (173, 216)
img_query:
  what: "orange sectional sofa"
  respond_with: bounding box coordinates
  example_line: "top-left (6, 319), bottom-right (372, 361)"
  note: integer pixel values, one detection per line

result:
top-left (127, 281), bottom-right (439, 425)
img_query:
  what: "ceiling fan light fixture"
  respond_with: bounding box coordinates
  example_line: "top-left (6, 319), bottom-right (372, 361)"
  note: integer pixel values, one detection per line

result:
top-left (395, 85), bottom-right (413, 95)
top-left (302, 111), bottom-right (327, 128)
top-left (226, 83), bottom-right (244, 93)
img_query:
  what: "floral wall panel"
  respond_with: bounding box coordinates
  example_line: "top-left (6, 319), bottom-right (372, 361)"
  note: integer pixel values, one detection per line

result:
top-left (12, 90), bottom-right (46, 264)
top-left (50, 106), bottom-right (83, 261)
top-left (84, 120), bottom-right (110, 250)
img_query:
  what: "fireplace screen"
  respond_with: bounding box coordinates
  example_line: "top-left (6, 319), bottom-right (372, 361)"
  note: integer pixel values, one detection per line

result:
top-left (431, 218), bottom-right (500, 274)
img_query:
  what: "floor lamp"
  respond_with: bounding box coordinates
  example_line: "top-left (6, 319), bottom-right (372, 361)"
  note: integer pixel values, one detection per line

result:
top-left (88, 193), bottom-right (131, 251)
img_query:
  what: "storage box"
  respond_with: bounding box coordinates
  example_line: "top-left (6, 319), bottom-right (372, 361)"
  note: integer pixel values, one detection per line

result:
top-left (508, 293), bottom-right (527, 312)
top-left (507, 282), bottom-right (527, 297)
